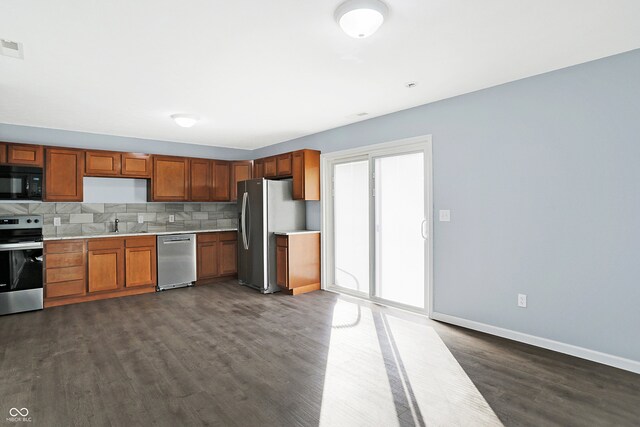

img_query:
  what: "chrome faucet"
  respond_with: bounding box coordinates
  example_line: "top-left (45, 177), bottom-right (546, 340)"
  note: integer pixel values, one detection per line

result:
top-left (114, 218), bottom-right (120, 233)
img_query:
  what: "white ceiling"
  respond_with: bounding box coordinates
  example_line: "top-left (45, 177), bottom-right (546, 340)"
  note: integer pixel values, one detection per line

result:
top-left (1, 1), bottom-right (640, 150)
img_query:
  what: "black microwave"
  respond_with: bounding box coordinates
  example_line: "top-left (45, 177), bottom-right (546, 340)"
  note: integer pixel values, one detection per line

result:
top-left (0, 166), bottom-right (43, 200)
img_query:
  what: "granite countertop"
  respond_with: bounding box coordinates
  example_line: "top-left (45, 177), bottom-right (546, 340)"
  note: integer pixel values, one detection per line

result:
top-left (273, 230), bottom-right (321, 236)
top-left (43, 228), bottom-right (238, 241)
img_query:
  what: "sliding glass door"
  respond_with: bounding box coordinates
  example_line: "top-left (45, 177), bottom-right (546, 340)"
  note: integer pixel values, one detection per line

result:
top-left (325, 137), bottom-right (432, 313)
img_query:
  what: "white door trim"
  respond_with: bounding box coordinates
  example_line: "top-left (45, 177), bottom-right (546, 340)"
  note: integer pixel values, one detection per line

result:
top-left (321, 135), bottom-right (434, 316)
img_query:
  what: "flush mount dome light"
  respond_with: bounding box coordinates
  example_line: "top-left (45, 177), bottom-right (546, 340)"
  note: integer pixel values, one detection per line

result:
top-left (171, 114), bottom-right (199, 128)
top-left (335, 0), bottom-right (388, 38)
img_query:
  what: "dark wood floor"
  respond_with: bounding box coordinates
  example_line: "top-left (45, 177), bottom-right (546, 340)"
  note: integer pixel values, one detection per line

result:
top-left (1, 281), bottom-right (639, 426)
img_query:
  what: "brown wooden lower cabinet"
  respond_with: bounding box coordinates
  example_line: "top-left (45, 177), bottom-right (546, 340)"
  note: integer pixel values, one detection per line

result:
top-left (44, 231), bottom-right (234, 306)
top-left (125, 236), bottom-right (157, 288)
top-left (275, 233), bottom-right (320, 295)
top-left (88, 239), bottom-right (125, 292)
top-left (197, 231), bottom-right (237, 283)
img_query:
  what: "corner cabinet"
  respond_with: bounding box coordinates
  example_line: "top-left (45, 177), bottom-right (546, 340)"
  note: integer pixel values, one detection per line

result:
top-left (44, 148), bottom-right (84, 202)
top-left (150, 156), bottom-right (190, 201)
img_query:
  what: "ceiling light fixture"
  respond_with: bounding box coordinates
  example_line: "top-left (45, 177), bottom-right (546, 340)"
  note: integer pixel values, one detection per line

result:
top-left (335, 0), bottom-right (388, 39)
top-left (170, 114), bottom-right (199, 128)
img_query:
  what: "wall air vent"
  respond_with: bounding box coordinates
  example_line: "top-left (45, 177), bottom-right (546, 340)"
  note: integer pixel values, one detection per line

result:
top-left (0, 39), bottom-right (24, 59)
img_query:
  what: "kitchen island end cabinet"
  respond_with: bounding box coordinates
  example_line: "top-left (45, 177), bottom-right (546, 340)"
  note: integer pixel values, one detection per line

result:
top-left (275, 232), bottom-right (320, 295)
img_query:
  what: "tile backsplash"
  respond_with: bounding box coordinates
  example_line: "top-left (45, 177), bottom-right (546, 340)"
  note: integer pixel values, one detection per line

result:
top-left (0, 203), bottom-right (238, 237)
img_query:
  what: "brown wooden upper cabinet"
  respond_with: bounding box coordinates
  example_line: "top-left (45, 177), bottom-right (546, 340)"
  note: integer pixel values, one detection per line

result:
top-left (190, 158), bottom-right (212, 202)
top-left (44, 147), bottom-right (84, 202)
top-left (151, 156), bottom-right (190, 201)
top-left (292, 149), bottom-right (320, 201)
top-left (253, 159), bottom-right (264, 179)
top-left (121, 153), bottom-right (152, 178)
top-left (211, 160), bottom-right (230, 201)
top-left (6, 143), bottom-right (44, 167)
top-left (230, 161), bottom-right (253, 201)
top-left (85, 150), bottom-right (121, 176)
top-left (124, 236), bottom-right (156, 288)
top-left (276, 153), bottom-right (292, 177)
top-left (263, 156), bottom-right (277, 178)
top-left (87, 238), bottom-right (125, 293)
top-left (0, 142), bottom-right (6, 164)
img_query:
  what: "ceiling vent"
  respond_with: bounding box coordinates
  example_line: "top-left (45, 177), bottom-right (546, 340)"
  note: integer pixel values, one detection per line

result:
top-left (0, 39), bottom-right (24, 59)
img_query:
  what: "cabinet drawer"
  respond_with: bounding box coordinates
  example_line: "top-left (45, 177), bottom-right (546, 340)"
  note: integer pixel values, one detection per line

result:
top-left (218, 231), bottom-right (236, 241)
top-left (276, 235), bottom-right (288, 247)
top-left (46, 266), bottom-right (84, 283)
top-left (198, 233), bottom-right (219, 243)
top-left (45, 240), bottom-right (84, 254)
top-left (88, 238), bottom-right (124, 251)
top-left (46, 252), bottom-right (84, 269)
top-left (46, 280), bottom-right (85, 298)
top-left (125, 236), bottom-right (156, 248)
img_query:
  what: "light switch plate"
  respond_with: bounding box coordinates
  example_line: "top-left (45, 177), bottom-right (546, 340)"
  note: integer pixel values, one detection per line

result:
top-left (439, 210), bottom-right (451, 222)
top-left (53, 217), bottom-right (61, 227)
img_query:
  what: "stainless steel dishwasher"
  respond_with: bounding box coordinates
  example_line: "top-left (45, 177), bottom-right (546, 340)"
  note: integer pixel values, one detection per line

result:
top-left (157, 234), bottom-right (197, 291)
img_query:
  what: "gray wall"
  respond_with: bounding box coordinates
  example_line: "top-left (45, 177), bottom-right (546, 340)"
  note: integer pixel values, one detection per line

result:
top-left (256, 49), bottom-right (640, 362)
top-left (0, 123), bottom-right (252, 160)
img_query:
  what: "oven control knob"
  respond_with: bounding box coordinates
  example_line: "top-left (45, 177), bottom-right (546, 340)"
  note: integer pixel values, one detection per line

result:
top-left (34, 219), bottom-right (40, 223)
top-left (27, 219), bottom-right (32, 223)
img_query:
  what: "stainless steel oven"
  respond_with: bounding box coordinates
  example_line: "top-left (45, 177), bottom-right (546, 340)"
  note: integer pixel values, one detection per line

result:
top-left (0, 165), bottom-right (43, 200)
top-left (0, 215), bottom-right (44, 315)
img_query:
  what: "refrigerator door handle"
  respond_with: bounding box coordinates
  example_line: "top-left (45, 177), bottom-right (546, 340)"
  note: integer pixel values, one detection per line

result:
top-left (421, 219), bottom-right (428, 239)
top-left (241, 191), bottom-right (249, 250)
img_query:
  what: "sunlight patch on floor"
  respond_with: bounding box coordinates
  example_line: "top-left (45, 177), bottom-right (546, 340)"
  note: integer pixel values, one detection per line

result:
top-left (319, 299), bottom-right (502, 427)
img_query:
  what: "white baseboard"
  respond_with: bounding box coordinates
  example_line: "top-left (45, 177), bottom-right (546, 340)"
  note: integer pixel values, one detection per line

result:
top-left (431, 311), bottom-right (640, 375)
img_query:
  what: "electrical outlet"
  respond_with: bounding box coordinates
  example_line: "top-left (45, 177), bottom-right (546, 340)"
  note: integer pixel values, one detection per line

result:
top-left (439, 210), bottom-right (451, 222)
top-left (169, 214), bottom-right (175, 223)
top-left (137, 214), bottom-right (144, 224)
top-left (53, 217), bottom-right (61, 226)
top-left (518, 294), bottom-right (527, 308)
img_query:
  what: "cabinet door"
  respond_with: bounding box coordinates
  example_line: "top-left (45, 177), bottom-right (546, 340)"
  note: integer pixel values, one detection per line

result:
top-left (190, 158), bottom-right (211, 202)
top-left (197, 240), bottom-right (219, 280)
top-left (7, 144), bottom-right (44, 167)
top-left (263, 157), bottom-right (277, 177)
top-left (121, 153), bottom-right (152, 178)
top-left (152, 156), bottom-right (190, 201)
top-left (88, 247), bottom-right (124, 293)
top-left (85, 151), bottom-right (121, 176)
top-left (276, 245), bottom-right (289, 288)
top-left (219, 239), bottom-right (237, 275)
top-left (276, 153), bottom-right (292, 177)
top-left (253, 159), bottom-right (264, 179)
top-left (230, 161), bottom-right (252, 201)
top-left (125, 246), bottom-right (156, 287)
top-left (0, 142), bottom-right (7, 164)
top-left (211, 161), bottom-right (230, 201)
top-left (45, 148), bottom-right (84, 202)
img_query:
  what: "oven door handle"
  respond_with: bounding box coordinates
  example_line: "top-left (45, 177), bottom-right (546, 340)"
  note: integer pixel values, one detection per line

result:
top-left (0, 242), bottom-right (43, 251)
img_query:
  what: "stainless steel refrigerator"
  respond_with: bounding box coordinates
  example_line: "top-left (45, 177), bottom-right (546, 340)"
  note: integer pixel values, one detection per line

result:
top-left (237, 179), bottom-right (305, 293)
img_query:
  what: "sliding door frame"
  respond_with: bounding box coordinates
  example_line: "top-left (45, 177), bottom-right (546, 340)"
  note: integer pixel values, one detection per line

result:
top-left (321, 135), bottom-right (434, 317)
